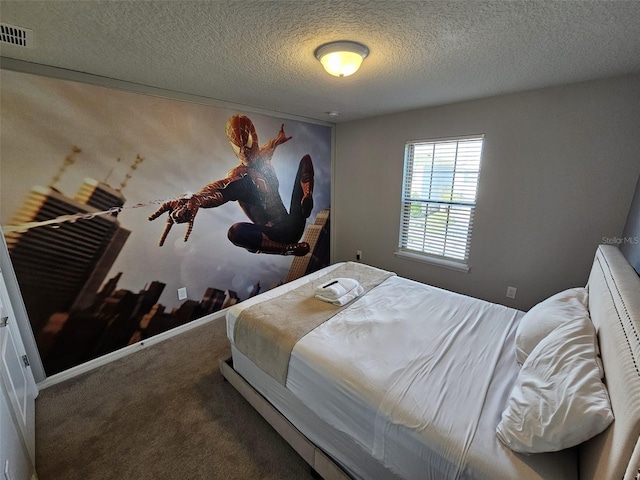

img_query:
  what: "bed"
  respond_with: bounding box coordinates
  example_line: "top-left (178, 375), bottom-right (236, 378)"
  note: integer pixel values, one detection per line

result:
top-left (220, 245), bottom-right (640, 480)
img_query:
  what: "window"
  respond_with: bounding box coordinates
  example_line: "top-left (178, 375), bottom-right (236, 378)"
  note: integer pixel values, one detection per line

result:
top-left (397, 135), bottom-right (484, 271)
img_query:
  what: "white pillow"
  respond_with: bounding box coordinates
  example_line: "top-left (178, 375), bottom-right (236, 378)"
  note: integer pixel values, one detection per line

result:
top-left (515, 287), bottom-right (589, 365)
top-left (497, 315), bottom-right (613, 453)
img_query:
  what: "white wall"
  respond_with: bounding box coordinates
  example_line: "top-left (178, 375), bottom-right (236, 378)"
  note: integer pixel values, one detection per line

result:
top-left (333, 73), bottom-right (640, 311)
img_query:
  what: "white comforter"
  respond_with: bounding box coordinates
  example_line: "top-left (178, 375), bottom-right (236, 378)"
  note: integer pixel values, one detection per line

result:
top-left (227, 265), bottom-right (577, 479)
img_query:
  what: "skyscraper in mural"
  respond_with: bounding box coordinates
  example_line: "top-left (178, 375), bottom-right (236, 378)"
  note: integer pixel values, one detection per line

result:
top-left (3, 148), bottom-right (133, 340)
top-left (286, 209), bottom-right (330, 282)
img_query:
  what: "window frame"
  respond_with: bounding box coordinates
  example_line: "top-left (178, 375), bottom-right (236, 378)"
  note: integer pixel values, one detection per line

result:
top-left (395, 134), bottom-right (485, 272)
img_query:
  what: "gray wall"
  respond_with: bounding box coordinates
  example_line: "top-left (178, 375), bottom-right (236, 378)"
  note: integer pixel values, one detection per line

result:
top-left (621, 174), bottom-right (640, 274)
top-left (333, 73), bottom-right (640, 311)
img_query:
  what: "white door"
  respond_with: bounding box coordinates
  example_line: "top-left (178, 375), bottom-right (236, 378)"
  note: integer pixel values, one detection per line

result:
top-left (0, 266), bottom-right (38, 480)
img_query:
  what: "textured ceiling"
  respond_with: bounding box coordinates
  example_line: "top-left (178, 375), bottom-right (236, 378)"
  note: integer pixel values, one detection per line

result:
top-left (1, 1), bottom-right (640, 123)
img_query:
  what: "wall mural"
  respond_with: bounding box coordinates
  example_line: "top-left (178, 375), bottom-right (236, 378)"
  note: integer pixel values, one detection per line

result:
top-left (0, 69), bottom-right (332, 376)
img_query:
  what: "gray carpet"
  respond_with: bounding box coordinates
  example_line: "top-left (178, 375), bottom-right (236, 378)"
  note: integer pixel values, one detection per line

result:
top-left (35, 316), bottom-right (315, 480)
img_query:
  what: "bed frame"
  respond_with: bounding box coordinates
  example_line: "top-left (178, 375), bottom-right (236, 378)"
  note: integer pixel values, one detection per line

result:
top-left (220, 245), bottom-right (640, 480)
top-left (220, 357), bottom-right (351, 480)
top-left (579, 245), bottom-right (640, 480)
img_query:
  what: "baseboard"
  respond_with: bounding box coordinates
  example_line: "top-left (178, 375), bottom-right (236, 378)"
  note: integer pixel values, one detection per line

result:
top-left (37, 310), bottom-right (226, 390)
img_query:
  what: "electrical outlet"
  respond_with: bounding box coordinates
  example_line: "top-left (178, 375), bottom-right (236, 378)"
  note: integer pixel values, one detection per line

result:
top-left (177, 287), bottom-right (187, 300)
top-left (356, 250), bottom-right (362, 261)
top-left (506, 286), bottom-right (517, 299)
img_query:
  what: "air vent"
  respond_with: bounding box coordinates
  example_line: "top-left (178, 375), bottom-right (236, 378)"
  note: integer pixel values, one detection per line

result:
top-left (0, 23), bottom-right (33, 48)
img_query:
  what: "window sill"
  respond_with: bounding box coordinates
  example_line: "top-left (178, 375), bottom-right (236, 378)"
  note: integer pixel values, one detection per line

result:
top-left (394, 250), bottom-right (470, 273)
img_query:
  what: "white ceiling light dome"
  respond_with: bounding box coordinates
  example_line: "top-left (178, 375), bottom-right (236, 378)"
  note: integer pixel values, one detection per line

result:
top-left (315, 41), bottom-right (369, 77)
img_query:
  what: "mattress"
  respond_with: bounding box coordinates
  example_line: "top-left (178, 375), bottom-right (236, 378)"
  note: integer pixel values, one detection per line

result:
top-left (226, 263), bottom-right (578, 480)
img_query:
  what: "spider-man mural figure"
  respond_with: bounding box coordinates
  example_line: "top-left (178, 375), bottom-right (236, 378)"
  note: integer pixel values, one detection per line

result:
top-left (149, 114), bottom-right (314, 256)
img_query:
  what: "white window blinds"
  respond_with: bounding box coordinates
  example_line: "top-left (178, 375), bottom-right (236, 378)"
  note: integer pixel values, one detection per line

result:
top-left (398, 135), bottom-right (484, 266)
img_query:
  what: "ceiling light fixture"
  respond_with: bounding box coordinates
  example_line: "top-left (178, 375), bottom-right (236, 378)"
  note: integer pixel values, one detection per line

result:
top-left (314, 41), bottom-right (369, 77)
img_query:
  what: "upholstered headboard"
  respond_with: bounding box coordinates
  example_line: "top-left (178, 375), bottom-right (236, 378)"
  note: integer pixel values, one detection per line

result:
top-left (579, 245), bottom-right (640, 480)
